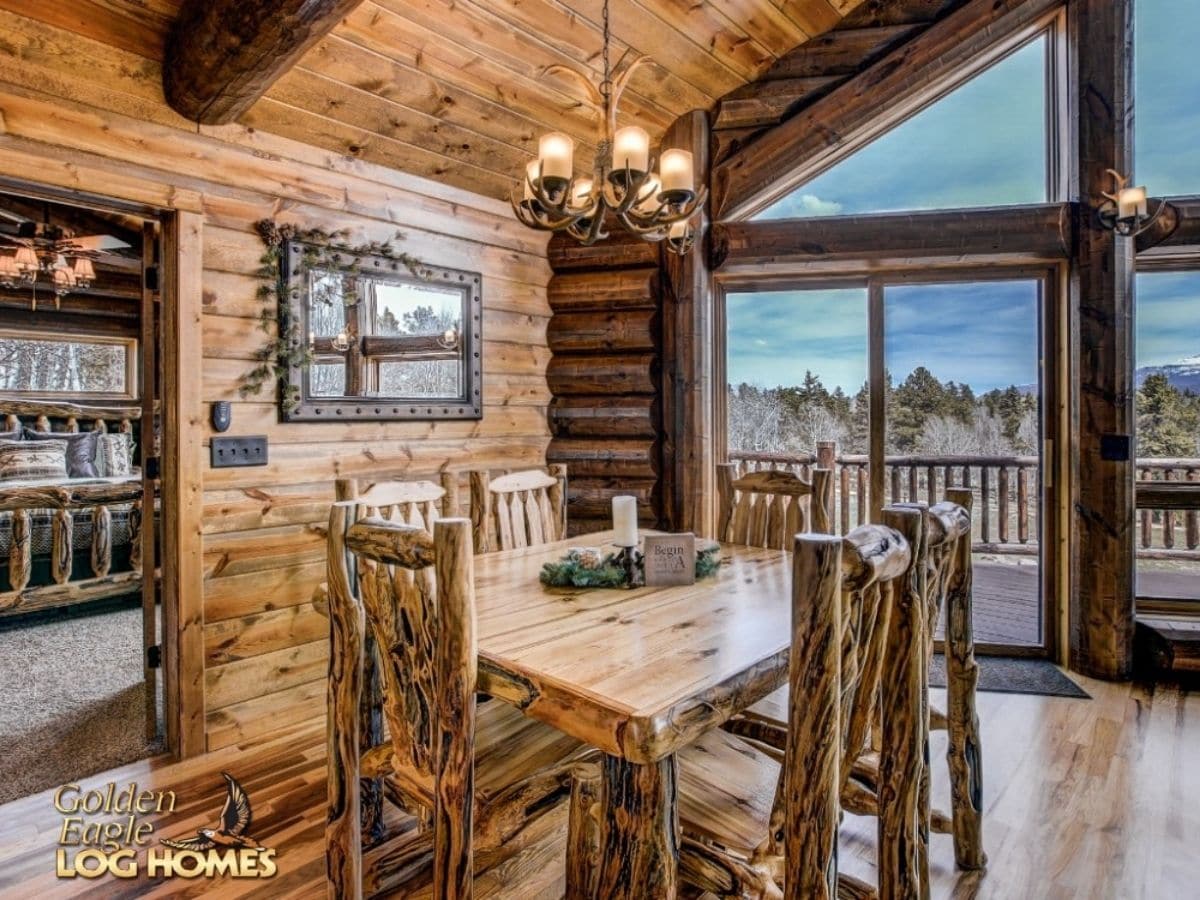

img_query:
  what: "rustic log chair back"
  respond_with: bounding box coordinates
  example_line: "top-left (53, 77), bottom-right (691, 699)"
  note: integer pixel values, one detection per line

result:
top-left (900, 489), bottom-right (985, 872)
top-left (469, 465), bottom-right (567, 552)
top-left (715, 463), bottom-right (834, 549)
top-left (602, 506), bottom-right (933, 900)
top-left (326, 507), bottom-right (477, 898)
top-left (326, 505), bottom-right (585, 900)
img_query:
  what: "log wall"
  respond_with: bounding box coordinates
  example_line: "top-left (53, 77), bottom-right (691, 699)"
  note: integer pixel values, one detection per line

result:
top-left (0, 10), bottom-right (552, 751)
top-left (546, 233), bottom-right (664, 534)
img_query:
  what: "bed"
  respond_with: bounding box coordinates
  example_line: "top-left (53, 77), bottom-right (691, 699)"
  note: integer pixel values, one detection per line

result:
top-left (0, 399), bottom-right (150, 618)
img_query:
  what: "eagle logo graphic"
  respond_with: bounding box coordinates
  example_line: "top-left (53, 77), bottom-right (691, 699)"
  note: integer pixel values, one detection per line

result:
top-left (160, 772), bottom-right (267, 852)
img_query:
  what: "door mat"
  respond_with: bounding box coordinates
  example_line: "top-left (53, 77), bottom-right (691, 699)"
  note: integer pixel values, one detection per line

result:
top-left (929, 655), bottom-right (1090, 698)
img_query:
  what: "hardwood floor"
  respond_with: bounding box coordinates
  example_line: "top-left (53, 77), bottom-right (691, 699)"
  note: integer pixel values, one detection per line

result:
top-left (0, 675), bottom-right (1195, 899)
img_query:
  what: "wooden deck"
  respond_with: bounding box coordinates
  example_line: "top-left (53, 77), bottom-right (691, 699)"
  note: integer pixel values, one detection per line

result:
top-left (965, 559), bottom-right (1200, 648)
top-left (0, 675), bottom-right (1195, 899)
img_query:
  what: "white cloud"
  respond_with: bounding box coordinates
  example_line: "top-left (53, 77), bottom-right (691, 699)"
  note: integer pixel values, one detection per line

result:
top-left (796, 193), bottom-right (843, 216)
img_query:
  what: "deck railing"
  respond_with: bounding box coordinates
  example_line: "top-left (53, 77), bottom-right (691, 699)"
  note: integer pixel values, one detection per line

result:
top-left (729, 446), bottom-right (1200, 559)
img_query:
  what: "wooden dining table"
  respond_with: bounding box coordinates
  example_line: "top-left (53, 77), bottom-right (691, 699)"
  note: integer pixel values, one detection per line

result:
top-left (472, 529), bottom-right (795, 899)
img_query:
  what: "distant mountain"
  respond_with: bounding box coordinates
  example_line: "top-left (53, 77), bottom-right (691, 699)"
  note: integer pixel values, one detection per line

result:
top-left (1010, 354), bottom-right (1200, 396)
top-left (1137, 354), bottom-right (1200, 394)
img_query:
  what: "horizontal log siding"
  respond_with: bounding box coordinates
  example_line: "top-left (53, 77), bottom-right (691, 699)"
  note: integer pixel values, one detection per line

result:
top-left (547, 238), bottom-right (664, 535)
top-left (0, 17), bottom-right (552, 750)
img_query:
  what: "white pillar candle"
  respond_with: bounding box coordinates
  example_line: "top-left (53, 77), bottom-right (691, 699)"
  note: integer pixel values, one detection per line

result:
top-left (613, 126), bottom-right (650, 174)
top-left (1117, 185), bottom-right (1147, 219)
top-left (659, 149), bottom-right (694, 193)
top-left (538, 132), bottom-right (574, 181)
top-left (612, 495), bottom-right (638, 547)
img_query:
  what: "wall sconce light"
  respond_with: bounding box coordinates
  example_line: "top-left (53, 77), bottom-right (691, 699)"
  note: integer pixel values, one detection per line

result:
top-left (1097, 169), bottom-right (1165, 237)
top-left (437, 327), bottom-right (460, 351)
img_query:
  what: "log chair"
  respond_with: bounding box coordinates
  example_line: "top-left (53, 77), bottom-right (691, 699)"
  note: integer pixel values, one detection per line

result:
top-left (468, 464), bottom-right (567, 553)
top-left (736, 494), bottom-right (984, 874)
top-left (715, 462), bottom-right (835, 549)
top-left (325, 507), bottom-right (588, 899)
top-left (569, 506), bottom-right (929, 898)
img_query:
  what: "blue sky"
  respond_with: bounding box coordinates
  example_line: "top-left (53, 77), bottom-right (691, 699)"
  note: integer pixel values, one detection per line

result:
top-left (1136, 0), bottom-right (1200, 195)
top-left (728, 283), bottom-right (1038, 393)
top-left (1136, 272), bottom-right (1200, 368)
top-left (757, 36), bottom-right (1047, 220)
top-left (729, 1), bottom-right (1199, 392)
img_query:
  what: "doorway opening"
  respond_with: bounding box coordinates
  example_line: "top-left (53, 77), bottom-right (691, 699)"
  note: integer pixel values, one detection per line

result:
top-left (0, 186), bottom-right (164, 803)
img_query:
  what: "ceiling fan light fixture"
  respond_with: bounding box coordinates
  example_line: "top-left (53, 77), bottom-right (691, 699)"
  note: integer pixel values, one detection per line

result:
top-left (13, 246), bottom-right (38, 272)
top-left (72, 256), bottom-right (96, 287)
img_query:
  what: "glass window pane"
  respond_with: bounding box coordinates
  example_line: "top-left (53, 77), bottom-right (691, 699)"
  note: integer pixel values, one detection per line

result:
top-left (309, 361), bottom-right (346, 397)
top-left (884, 280), bottom-right (1042, 647)
top-left (755, 37), bottom-right (1047, 220)
top-left (726, 288), bottom-right (868, 455)
top-left (1134, 272), bottom-right (1200, 601)
top-left (0, 335), bottom-right (129, 395)
top-left (308, 271), bottom-right (347, 337)
top-left (1136, 0), bottom-right (1200, 195)
top-left (378, 360), bottom-right (462, 398)
top-left (370, 281), bottom-right (463, 337)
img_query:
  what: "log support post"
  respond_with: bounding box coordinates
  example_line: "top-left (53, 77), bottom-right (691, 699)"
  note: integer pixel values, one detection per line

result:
top-left (1069, 0), bottom-right (1136, 679)
top-left (661, 110), bottom-right (714, 537)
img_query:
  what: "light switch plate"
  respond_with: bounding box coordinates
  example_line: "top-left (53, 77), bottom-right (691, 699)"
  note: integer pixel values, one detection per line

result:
top-left (210, 435), bottom-right (268, 468)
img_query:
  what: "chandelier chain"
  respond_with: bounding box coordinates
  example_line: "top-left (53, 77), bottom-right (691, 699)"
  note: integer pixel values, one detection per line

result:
top-left (600, 0), bottom-right (612, 114)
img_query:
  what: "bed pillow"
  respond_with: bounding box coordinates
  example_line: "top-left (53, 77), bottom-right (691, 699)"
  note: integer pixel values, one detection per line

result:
top-left (0, 439), bottom-right (67, 482)
top-left (96, 433), bottom-right (134, 478)
top-left (23, 428), bottom-right (100, 479)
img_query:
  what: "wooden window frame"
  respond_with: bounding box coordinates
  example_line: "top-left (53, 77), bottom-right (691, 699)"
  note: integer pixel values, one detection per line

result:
top-left (738, 8), bottom-right (1068, 221)
top-left (283, 243), bottom-right (483, 422)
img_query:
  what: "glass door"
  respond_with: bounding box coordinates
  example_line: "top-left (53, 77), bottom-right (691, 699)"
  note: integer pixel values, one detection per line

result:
top-left (883, 278), bottom-right (1048, 651)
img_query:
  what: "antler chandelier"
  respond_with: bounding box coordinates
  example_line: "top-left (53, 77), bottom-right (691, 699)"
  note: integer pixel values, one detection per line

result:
top-left (510, 0), bottom-right (705, 255)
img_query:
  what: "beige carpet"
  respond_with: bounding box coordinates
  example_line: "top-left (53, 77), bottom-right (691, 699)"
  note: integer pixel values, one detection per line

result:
top-left (0, 603), bottom-right (163, 804)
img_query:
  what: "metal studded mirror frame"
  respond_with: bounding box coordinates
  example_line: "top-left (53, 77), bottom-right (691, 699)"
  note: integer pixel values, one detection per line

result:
top-left (281, 241), bottom-right (483, 422)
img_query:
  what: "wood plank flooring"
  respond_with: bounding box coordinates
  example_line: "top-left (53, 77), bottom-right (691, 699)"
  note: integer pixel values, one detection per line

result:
top-left (0, 676), bottom-right (1195, 899)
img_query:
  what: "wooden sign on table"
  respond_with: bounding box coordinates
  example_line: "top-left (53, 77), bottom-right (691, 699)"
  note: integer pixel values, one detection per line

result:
top-left (643, 533), bottom-right (697, 586)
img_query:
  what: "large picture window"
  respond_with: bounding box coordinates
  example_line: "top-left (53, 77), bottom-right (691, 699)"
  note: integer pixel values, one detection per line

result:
top-left (755, 34), bottom-right (1050, 220)
top-left (0, 331), bottom-right (136, 398)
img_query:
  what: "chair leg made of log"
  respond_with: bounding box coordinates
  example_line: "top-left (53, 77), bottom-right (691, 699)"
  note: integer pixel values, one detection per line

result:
top-left (943, 489), bottom-right (986, 870)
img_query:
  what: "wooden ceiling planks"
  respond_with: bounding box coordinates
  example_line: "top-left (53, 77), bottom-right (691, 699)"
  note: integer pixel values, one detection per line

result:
top-left (0, 0), bottom-right (870, 199)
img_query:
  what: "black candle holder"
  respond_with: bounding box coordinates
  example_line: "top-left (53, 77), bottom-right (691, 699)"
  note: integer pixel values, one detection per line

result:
top-left (616, 545), bottom-right (642, 588)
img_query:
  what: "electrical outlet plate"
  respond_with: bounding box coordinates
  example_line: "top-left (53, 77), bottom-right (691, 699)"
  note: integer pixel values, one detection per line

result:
top-left (210, 435), bottom-right (268, 468)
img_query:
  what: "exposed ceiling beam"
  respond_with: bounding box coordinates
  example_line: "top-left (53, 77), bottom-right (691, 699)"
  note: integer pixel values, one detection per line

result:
top-left (709, 203), bottom-right (1075, 272)
top-left (164, 0), bottom-right (367, 125)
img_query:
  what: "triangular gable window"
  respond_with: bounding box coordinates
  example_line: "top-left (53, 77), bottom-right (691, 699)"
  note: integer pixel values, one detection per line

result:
top-left (755, 36), bottom-right (1048, 220)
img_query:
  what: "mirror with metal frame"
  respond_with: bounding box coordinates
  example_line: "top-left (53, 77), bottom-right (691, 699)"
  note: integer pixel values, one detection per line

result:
top-left (282, 241), bottom-right (482, 422)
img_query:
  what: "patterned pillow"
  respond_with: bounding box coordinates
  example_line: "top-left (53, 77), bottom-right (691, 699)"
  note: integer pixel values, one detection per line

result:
top-left (96, 433), bottom-right (134, 478)
top-left (0, 439), bottom-right (67, 482)
top-left (23, 428), bottom-right (99, 479)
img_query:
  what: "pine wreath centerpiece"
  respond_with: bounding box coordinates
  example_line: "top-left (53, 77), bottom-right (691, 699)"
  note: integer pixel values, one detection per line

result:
top-left (539, 542), bottom-right (722, 588)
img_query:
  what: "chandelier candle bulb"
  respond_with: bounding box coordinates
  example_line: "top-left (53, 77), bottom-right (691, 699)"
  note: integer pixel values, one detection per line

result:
top-left (571, 178), bottom-right (595, 209)
top-left (1118, 185), bottom-right (1148, 220)
top-left (523, 160), bottom-right (539, 200)
top-left (612, 495), bottom-right (638, 548)
top-left (660, 149), bottom-right (694, 195)
top-left (613, 126), bottom-right (650, 175)
top-left (669, 220), bottom-right (689, 239)
top-left (538, 133), bottom-right (574, 183)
